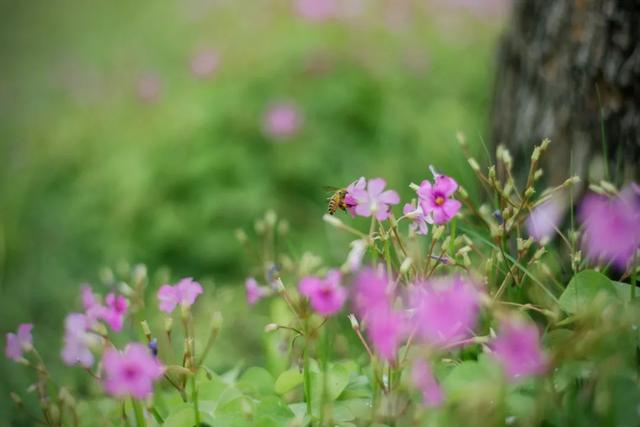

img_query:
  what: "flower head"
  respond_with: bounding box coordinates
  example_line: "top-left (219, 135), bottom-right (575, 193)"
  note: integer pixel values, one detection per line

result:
top-left (526, 196), bottom-right (564, 242)
top-left (490, 318), bottom-right (547, 381)
top-left (353, 267), bottom-right (391, 318)
top-left (366, 306), bottom-right (406, 360)
top-left (299, 270), bottom-right (346, 316)
top-left (412, 360), bottom-right (444, 407)
top-left (344, 177), bottom-right (366, 217)
top-left (417, 175), bottom-right (461, 224)
top-left (61, 313), bottom-right (98, 368)
top-left (101, 293), bottom-right (128, 332)
top-left (295, 0), bottom-right (337, 21)
top-left (579, 187), bottom-right (640, 269)
top-left (157, 277), bottom-right (203, 313)
top-left (351, 178), bottom-right (400, 221)
top-left (403, 201), bottom-right (432, 235)
top-left (102, 343), bottom-right (164, 399)
top-left (5, 323), bottom-right (33, 361)
top-left (263, 102), bottom-right (302, 140)
top-left (189, 48), bottom-right (219, 78)
top-left (246, 278), bottom-right (269, 305)
top-left (411, 276), bottom-right (480, 347)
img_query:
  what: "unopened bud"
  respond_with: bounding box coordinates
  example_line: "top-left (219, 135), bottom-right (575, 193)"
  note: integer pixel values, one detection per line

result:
top-left (211, 311), bottom-right (223, 330)
top-left (457, 185), bottom-right (468, 198)
top-left (599, 180), bottom-right (617, 193)
top-left (164, 317), bottom-right (173, 333)
top-left (534, 169), bottom-right (544, 180)
top-left (533, 247), bottom-right (546, 261)
top-left (540, 138), bottom-right (551, 150)
top-left (254, 220), bottom-right (266, 234)
top-left (58, 388), bottom-right (76, 407)
top-left (524, 187), bottom-right (535, 198)
top-left (456, 131), bottom-right (467, 147)
top-left (348, 314), bottom-right (360, 329)
top-left (278, 220), bottom-right (290, 235)
top-left (468, 158), bottom-right (480, 172)
top-left (10, 392), bottom-right (22, 406)
top-left (99, 268), bottom-right (114, 285)
top-left (432, 225), bottom-right (445, 240)
top-left (323, 214), bottom-right (343, 227)
top-left (399, 257), bottom-right (413, 274)
top-left (140, 321), bottom-right (152, 340)
top-left (531, 147), bottom-right (541, 162)
top-left (264, 323), bottom-right (278, 333)
top-left (564, 176), bottom-right (581, 187)
top-left (488, 166), bottom-right (496, 180)
top-left (235, 229), bottom-right (248, 243)
top-left (409, 182), bottom-right (420, 191)
top-left (265, 210), bottom-right (277, 227)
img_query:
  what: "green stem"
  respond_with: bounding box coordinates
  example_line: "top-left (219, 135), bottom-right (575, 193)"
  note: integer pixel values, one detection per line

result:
top-left (149, 406), bottom-right (164, 424)
top-left (131, 399), bottom-right (146, 427)
top-left (303, 341), bottom-right (312, 418)
top-left (319, 318), bottom-right (331, 427)
top-left (191, 376), bottom-right (201, 426)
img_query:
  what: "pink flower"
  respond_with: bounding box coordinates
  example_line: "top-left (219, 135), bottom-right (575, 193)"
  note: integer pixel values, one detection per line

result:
top-left (344, 177), bottom-right (366, 217)
top-left (351, 178), bottom-right (400, 221)
top-left (262, 102), bottom-right (302, 140)
top-left (61, 313), bottom-right (97, 368)
top-left (411, 276), bottom-right (480, 347)
top-left (417, 175), bottom-right (461, 224)
top-left (295, 0), bottom-right (337, 21)
top-left (579, 186), bottom-right (640, 269)
top-left (403, 201), bottom-right (432, 235)
top-left (5, 323), bottom-right (33, 361)
top-left (157, 277), bottom-right (203, 313)
top-left (102, 343), bottom-right (164, 399)
top-left (299, 270), bottom-right (347, 316)
top-left (189, 48), bottom-right (219, 78)
top-left (366, 307), bottom-right (406, 360)
top-left (135, 73), bottom-right (162, 103)
top-left (526, 196), bottom-right (564, 242)
top-left (246, 278), bottom-right (269, 305)
top-left (353, 267), bottom-right (390, 318)
top-left (490, 318), bottom-right (547, 381)
top-left (101, 293), bottom-right (128, 332)
top-left (412, 360), bottom-right (444, 407)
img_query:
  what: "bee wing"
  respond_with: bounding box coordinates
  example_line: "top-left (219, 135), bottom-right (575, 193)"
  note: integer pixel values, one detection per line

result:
top-left (323, 185), bottom-right (341, 192)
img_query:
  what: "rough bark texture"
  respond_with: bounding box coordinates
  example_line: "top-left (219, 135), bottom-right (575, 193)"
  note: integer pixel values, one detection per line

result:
top-left (492, 0), bottom-right (640, 186)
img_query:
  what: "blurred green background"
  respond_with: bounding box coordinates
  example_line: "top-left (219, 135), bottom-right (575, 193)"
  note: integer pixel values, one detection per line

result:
top-left (0, 0), bottom-right (505, 423)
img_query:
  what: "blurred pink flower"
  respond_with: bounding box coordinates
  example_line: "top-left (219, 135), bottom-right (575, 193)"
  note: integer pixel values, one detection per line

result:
top-left (351, 178), bottom-right (400, 221)
top-left (246, 277), bottom-right (269, 305)
top-left (579, 186), bottom-right (640, 269)
top-left (344, 177), bottom-right (366, 217)
top-left (411, 276), bottom-right (480, 347)
top-left (403, 201), bottom-right (432, 235)
top-left (491, 318), bottom-right (547, 381)
top-left (262, 102), bottom-right (302, 140)
top-left (412, 360), bottom-right (444, 407)
top-left (299, 270), bottom-right (346, 316)
top-left (103, 343), bottom-right (164, 399)
top-left (366, 307), bottom-right (406, 360)
top-left (353, 267), bottom-right (390, 318)
top-left (101, 293), bottom-right (128, 332)
top-left (417, 175), bottom-right (461, 224)
top-left (5, 323), bottom-right (33, 361)
top-left (189, 48), bottom-right (219, 78)
top-left (526, 197), bottom-right (564, 242)
top-left (295, 0), bottom-right (337, 21)
top-left (135, 73), bottom-right (162, 103)
top-left (157, 277), bottom-right (203, 313)
top-left (61, 313), bottom-right (97, 368)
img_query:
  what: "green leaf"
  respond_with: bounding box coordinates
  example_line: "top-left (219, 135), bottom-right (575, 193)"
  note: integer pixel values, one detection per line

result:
top-left (254, 396), bottom-right (295, 427)
top-left (237, 367), bottom-right (275, 397)
top-left (275, 368), bottom-right (304, 395)
top-left (558, 270), bottom-right (618, 314)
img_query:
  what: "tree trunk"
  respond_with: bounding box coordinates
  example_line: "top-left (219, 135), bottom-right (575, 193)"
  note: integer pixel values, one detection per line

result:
top-left (491, 0), bottom-right (640, 186)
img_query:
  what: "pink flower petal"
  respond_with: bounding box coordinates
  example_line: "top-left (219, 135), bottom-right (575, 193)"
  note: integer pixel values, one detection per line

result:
top-left (378, 189), bottom-right (400, 204)
top-left (433, 175), bottom-right (458, 197)
top-left (367, 178), bottom-right (387, 197)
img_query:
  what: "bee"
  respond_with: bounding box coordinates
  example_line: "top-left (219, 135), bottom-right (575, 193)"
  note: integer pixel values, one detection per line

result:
top-left (326, 187), bottom-right (349, 215)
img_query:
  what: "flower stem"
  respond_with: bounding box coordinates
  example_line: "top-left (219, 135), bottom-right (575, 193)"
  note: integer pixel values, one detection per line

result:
top-left (303, 341), bottom-right (312, 418)
top-left (131, 399), bottom-right (146, 427)
top-left (191, 375), bottom-right (201, 426)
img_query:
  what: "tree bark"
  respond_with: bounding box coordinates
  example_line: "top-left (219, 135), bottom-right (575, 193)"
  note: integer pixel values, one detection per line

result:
top-left (491, 0), bottom-right (640, 186)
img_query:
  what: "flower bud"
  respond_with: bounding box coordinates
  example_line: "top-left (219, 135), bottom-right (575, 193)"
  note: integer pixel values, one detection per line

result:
top-left (534, 169), bottom-right (544, 180)
top-left (164, 317), bottom-right (173, 333)
top-left (468, 158), bottom-right (480, 172)
top-left (457, 185), bottom-right (469, 198)
top-left (265, 210), bottom-right (277, 227)
top-left (254, 220), bottom-right (266, 235)
top-left (409, 182), bottom-right (420, 191)
top-left (264, 323), bottom-right (279, 333)
top-left (140, 321), bottom-right (152, 340)
top-left (399, 257), bottom-right (413, 274)
top-left (235, 229), bottom-right (248, 243)
top-left (524, 187), bottom-right (535, 198)
top-left (563, 176), bottom-right (581, 187)
top-left (323, 214), bottom-right (343, 227)
top-left (348, 314), bottom-right (360, 330)
top-left (432, 225), bottom-right (445, 240)
top-left (456, 131), bottom-right (467, 147)
top-left (211, 311), bottom-right (223, 331)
